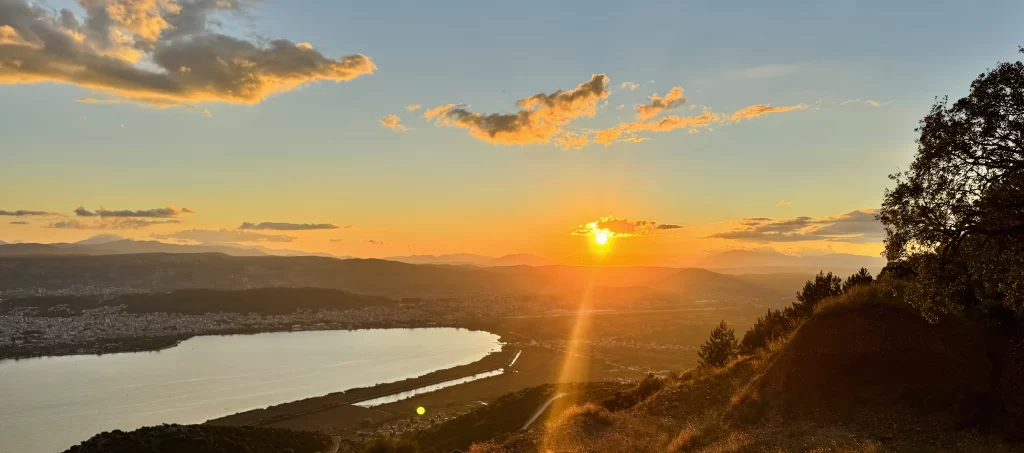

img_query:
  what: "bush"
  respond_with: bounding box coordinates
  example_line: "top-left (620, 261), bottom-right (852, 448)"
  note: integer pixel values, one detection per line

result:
top-left (842, 267), bottom-right (873, 292)
top-left (698, 321), bottom-right (738, 368)
top-left (739, 308), bottom-right (796, 355)
top-left (362, 437), bottom-right (418, 453)
top-left (792, 272), bottom-right (843, 317)
top-left (602, 373), bottom-right (665, 411)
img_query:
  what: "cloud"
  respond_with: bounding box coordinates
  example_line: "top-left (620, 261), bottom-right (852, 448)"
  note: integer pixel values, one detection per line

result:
top-left (366, 239), bottom-right (387, 245)
top-left (708, 209), bottom-right (883, 243)
top-left (238, 222), bottom-right (339, 231)
top-left (405, 104), bottom-right (422, 111)
top-left (729, 104), bottom-right (808, 122)
top-left (380, 114), bottom-right (406, 131)
top-left (554, 132), bottom-right (588, 150)
top-left (571, 216), bottom-right (680, 238)
top-left (329, 238), bottom-right (343, 242)
top-left (0, 0), bottom-right (374, 108)
top-left (841, 99), bottom-right (886, 107)
top-left (776, 200), bottom-right (792, 208)
top-left (593, 110), bottom-right (722, 145)
top-left (202, 109), bottom-right (212, 117)
top-left (10, 221), bottom-right (29, 225)
top-left (75, 205), bottom-right (193, 217)
top-left (620, 81), bottom-right (638, 91)
top-left (50, 218), bottom-right (180, 229)
top-left (635, 86), bottom-right (685, 120)
top-left (615, 104), bottom-right (624, 110)
top-left (153, 228), bottom-right (295, 243)
top-left (0, 209), bottom-right (60, 216)
top-left (425, 74), bottom-right (609, 147)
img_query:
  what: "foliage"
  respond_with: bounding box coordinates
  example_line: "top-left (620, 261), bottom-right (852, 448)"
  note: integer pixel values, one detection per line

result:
top-left (602, 373), bottom-right (666, 411)
top-left (698, 321), bottom-right (738, 368)
top-left (842, 267), bottom-right (874, 292)
top-left (64, 424), bottom-right (331, 453)
top-left (879, 48), bottom-right (1024, 319)
top-left (362, 437), bottom-right (418, 453)
top-left (739, 308), bottom-right (796, 355)
top-left (791, 271), bottom-right (843, 317)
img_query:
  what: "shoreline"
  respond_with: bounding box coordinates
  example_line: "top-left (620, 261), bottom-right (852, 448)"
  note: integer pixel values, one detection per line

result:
top-left (206, 346), bottom-right (516, 427)
top-left (0, 322), bottom-right (499, 361)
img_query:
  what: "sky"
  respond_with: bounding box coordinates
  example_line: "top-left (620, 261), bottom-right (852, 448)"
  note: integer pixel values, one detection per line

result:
top-left (1, 0), bottom-right (1022, 266)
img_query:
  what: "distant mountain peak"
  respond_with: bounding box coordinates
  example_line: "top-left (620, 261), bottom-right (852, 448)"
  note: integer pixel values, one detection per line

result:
top-left (75, 234), bottom-right (130, 245)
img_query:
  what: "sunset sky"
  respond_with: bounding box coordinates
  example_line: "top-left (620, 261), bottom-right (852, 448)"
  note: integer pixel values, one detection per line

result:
top-left (2, 0), bottom-right (1022, 265)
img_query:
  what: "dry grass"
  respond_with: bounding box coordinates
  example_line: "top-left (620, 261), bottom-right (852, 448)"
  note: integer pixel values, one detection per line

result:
top-left (813, 280), bottom-right (907, 316)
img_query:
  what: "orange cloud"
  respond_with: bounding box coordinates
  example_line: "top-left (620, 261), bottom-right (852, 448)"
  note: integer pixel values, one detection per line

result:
top-left (405, 104), bottom-right (422, 111)
top-left (571, 216), bottom-right (682, 238)
top-left (635, 86), bottom-right (685, 120)
top-left (620, 81), bottom-right (638, 91)
top-left (380, 114), bottom-right (407, 131)
top-left (729, 103), bottom-right (807, 122)
top-left (0, 0), bottom-right (374, 107)
top-left (593, 110), bottom-right (722, 145)
top-left (425, 74), bottom-right (609, 146)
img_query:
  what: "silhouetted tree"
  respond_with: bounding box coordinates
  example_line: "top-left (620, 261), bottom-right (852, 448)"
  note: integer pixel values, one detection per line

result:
top-left (842, 268), bottom-right (874, 292)
top-left (879, 47), bottom-right (1024, 319)
top-left (698, 321), bottom-right (738, 368)
top-left (740, 308), bottom-right (796, 354)
top-left (792, 271), bottom-right (843, 317)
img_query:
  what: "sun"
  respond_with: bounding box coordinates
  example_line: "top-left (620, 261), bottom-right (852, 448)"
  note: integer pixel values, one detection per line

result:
top-left (594, 232), bottom-right (609, 245)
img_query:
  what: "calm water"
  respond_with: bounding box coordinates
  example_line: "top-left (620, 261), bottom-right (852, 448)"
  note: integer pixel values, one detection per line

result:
top-left (0, 328), bottom-right (502, 453)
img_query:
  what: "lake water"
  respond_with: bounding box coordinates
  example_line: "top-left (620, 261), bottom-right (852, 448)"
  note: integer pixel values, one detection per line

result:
top-left (0, 328), bottom-right (502, 453)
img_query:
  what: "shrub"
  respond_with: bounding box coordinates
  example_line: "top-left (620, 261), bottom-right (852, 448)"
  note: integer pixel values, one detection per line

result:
top-left (842, 267), bottom-right (874, 292)
top-left (362, 437), bottom-right (418, 453)
top-left (739, 308), bottom-right (796, 355)
top-left (792, 271), bottom-right (843, 317)
top-left (698, 321), bottom-right (738, 368)
top-left (602, 373), bottom-right (665, 411)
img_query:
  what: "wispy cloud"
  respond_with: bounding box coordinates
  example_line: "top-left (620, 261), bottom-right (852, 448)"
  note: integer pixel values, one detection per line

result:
top-left (380, 114), bottom-right (407, 131)
top-left (75, 205), bottom-right (193, 218)
top-left (239, 222), bottom-right (339, 231)
top-left (366, 239), bottom-right (388, 245)
top-left (571, 216), bottom-right (681, 238)
top-left (620, 81), bottom-right (639, 91)
top-left (9, 221), bottom-right (29, 225)
top-left (841, 99), bottom-right (886, 107)
top-left (777, 200), bottom-right (792, 208)
top-left (153, 229), bottom-right (295, 243)
top-left (0, 0), bottom-right (374, 108)
top-left (406, 104), bottom-right (422, 111)
top-left (50, 218), bottom-right (181, 230)
top-left (593, 111), bottom-right (722, 145)
top-left (729, 104), bottom-right (808, 122)
top-left (708, 209), bottom-right (883, 243)
top-left (0, 209), bottom-right (60, 216)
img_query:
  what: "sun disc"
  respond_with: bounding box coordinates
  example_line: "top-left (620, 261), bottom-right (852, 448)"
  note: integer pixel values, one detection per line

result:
top-left (595, 232), bottom-right (608, 245)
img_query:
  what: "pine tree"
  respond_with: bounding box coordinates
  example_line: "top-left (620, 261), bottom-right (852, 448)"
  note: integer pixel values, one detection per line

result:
top-left (697, 320), bottom-right (738, 368)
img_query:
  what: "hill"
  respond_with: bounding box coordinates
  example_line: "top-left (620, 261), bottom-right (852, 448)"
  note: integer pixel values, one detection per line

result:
top-left (63, 424), bottom-right (332, 453)
top-left (433, 284), bottom-right (1024, 452)
top-left (702, 249), bottom-right (885, 275)
top-left (0, 287), bottom-right (392, 316)
top-left (0, 254), bottom-right (793, 301)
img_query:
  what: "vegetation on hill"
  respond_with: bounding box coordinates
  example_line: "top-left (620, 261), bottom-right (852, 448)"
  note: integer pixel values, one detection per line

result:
top-left (0, 287), bottom-right (392, 316)
top-left (63, 424), bottom-right (331, 453)
top-left (879, 47), bottom-right (1024, 322)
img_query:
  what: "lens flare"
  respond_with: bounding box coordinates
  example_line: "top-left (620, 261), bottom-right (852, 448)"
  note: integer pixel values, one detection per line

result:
top-left (416, 406), bottom-right (426, 415)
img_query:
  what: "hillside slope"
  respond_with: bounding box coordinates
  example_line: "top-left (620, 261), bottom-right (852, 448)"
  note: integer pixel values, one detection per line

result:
top-left (454, 293), bottom-right (1023, 452)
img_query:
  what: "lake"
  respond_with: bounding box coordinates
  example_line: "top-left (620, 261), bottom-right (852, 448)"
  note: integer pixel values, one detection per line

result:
top-left (0, 328), bottom-right (502, 453)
